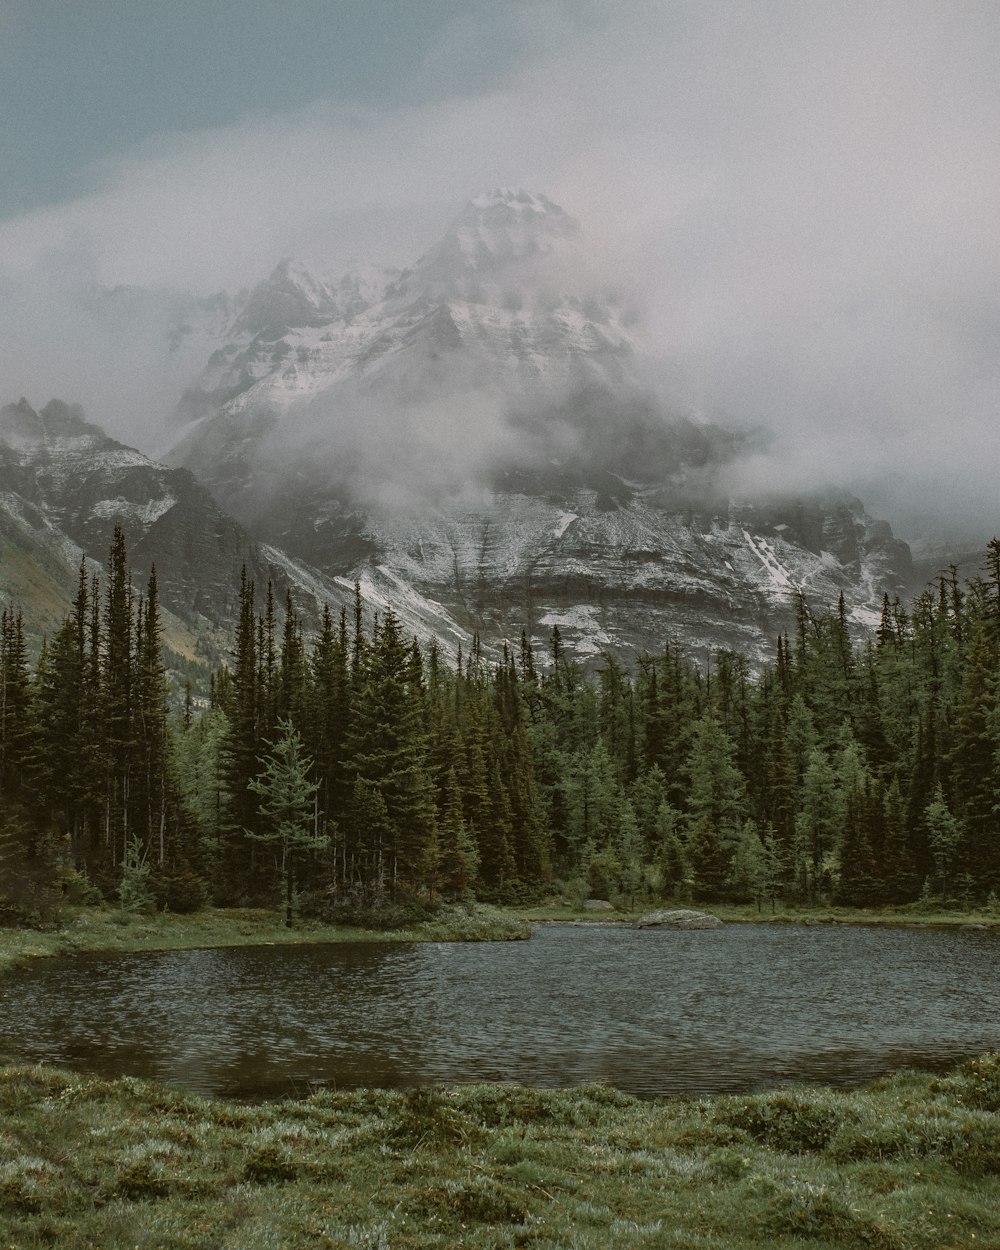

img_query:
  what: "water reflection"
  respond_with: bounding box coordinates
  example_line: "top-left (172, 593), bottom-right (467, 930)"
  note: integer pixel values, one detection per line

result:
top-left (1, 924), bottom-right (998, 1099)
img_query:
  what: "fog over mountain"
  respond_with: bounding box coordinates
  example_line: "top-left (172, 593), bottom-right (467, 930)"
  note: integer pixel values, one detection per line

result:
top-left (1, 2), bottom-right (998, 552)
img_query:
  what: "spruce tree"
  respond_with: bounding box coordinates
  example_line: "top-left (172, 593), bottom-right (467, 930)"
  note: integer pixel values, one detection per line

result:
top-left (248, 719), bottom-right (324, 926)
top-left (436, 767), bottom-right (479, 899)
top-left (350, 611), bottom-right (438, 892)
top-left (103, 524), bottom-right (134, 866)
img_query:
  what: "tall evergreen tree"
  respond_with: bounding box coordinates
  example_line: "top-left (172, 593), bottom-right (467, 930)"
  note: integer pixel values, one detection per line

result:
top-left (248, 719), bottom-right (325, 926)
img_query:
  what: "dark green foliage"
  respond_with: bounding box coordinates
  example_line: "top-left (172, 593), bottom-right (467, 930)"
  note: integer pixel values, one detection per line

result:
top-left (151, 866), bottom-right (209, 914)
top-left (247, 719), bottom-right (325, 927)
top-left (7, 534), bottom-right (1000, 915)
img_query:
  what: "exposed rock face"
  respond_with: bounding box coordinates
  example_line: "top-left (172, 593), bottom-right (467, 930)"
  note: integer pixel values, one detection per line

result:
top-left (635, 909), bottom-right (724, 930)
top-left (315, 486), bottom-right (910, 670)
top-left (163, 191), bottom-right (912, 668)
top-left (583, 899), bottom-right (616, 911)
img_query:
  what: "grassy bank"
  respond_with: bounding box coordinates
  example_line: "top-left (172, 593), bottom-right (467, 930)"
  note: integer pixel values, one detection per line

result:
top-left (0, 904), bottom-right (530, 975)
top-left (2, 1057), bottom-right (1000, 1248)
top-left (515, 899), bottom-right (1000, 928)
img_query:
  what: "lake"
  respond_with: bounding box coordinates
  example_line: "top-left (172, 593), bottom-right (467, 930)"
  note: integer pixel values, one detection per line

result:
top-left (1, 922), bottom-right (998, 1100)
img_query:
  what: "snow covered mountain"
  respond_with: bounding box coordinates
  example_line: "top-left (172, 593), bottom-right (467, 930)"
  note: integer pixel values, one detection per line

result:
top-left (0, 187), bottom-right (913, 670)
top-left (79, 189), bottom-right (905, 667)
top-left (156, 190), bottom-right (914, 666)
top-left (169, 189), bottom-right (642, 502)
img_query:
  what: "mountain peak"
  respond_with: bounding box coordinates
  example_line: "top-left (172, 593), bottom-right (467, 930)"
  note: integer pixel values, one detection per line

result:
top-left (397, 189), bottom-right (579, 304)
top-left (468, 188), bottom-right (565, 215)
top-left (230, 257), bottom-right (341, 339)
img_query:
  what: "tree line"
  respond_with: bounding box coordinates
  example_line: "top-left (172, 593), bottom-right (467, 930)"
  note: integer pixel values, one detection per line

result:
top-left (4, 526), bottom-right (1000, 924)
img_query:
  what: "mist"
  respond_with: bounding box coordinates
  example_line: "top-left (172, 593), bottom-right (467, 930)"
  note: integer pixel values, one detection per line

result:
top-left (1, 0), bottom-right (998, 546)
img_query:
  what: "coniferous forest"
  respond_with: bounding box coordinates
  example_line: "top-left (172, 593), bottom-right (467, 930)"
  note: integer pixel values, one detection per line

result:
top-left (4, 525), bottom-right (1000, 927)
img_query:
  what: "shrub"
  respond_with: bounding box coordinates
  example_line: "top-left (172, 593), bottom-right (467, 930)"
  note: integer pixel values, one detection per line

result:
top-left (54, 867), bottom-right (103, 906)
top-left (715, 1092), bottom-right (843, 1152)
top-left (828, 1119), bottom-right (912, 1162)
top-left (151, 867), bottom-right (209, 914)
top-left (391, 1086), bottom-right (473, 1147)
top-left (933, 1052), bottom-right (1000, 1113)
top-left (306, 882), bottom-right (437, 930)
top-left (767, 1179), bottom-right (901, 1248)
top-left (114, 1156), bottom-right (173, 1199)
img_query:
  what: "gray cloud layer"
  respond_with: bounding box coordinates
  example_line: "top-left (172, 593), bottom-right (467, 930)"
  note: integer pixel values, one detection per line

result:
top-left (1, 0), bottom-right (998, 546)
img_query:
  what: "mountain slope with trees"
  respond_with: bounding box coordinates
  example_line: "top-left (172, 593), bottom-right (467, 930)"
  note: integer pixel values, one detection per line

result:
top-left (3, 529), bottom-right (1000, 926)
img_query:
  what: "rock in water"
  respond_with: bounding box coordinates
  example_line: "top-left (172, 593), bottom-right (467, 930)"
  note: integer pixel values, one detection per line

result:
top-left (635, 909), bottom-right (723, 929)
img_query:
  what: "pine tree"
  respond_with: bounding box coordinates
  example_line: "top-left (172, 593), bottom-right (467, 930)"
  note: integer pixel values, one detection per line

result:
top-left (0, 608), bottom-right (36, 800)
top-left (248, 719), bottom-right (325, 926)
top-left (949, 611), bottom-right (1000, 890)
top-left (687, 815), bottom-right (729, 901)
top-left (307, 603), bottom-right (352, 875)
top-left (350, 611), bottom-right (438, 891)
top-left (684, 715), bottom-right (745, 844)
top-left (277, 589), bottom-right (309, 725)
top-left (219, 567), bottom-right (262, 900)
top-left (345, 776), bottom-right (395, 889)
top-left (924, 783), bottom-right (963, 900)
top-left (655, 799), bottom-right (688, 899)
top-left (794, 747), bottom-right (840, 901)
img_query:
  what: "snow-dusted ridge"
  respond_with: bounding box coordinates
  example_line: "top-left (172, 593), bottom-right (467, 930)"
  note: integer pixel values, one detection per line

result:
top-left (155, 191), bottom-right (914, 668)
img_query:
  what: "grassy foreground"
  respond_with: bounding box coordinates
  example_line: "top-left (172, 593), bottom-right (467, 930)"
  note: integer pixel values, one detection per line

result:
top-left (0, 904), bottom-right (530, 976)
top-left (2, 1058), bottom-right (1000, 1248)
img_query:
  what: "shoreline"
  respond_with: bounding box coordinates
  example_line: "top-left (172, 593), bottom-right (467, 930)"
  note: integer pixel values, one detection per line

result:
top-left (515, 901), bottom-right (1000, 930)
top-left (0, 903), bottom-right (530, 976)
top-left (2, 899), bottom-right (997, 975)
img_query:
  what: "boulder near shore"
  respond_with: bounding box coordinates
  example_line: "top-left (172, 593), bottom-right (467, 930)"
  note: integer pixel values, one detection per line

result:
top-left (635, 909), bottom-right (723, 930)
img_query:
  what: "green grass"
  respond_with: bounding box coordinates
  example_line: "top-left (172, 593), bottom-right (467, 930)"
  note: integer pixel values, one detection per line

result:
top-left (0, 903), bottom-right (530, 975)
top-left (1, 1057), bottom-right (1000, 1248)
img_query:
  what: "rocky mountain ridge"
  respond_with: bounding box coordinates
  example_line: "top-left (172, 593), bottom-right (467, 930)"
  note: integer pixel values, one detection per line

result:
top-left (0, 399), bottom-right (484, 663)
top-left (0, 395), bottom-right (912, 672)
top-left (0, 399), bottom-right (322, 656)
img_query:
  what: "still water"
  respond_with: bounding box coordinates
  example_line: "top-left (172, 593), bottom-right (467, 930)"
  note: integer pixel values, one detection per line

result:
top-left (1, 923), bottom-right (998, 1100)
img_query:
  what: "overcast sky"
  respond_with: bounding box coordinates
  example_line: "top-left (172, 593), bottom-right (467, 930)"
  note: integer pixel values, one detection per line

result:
top-left (1, 0), bottom-right (999, 546)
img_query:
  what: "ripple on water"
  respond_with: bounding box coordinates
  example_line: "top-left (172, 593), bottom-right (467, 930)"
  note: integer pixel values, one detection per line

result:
top-left (1, 923), bottom-right (998, 1099)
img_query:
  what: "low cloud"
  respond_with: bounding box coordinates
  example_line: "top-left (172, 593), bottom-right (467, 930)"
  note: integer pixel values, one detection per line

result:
top-left (1, 0), bottom-right (998, 544)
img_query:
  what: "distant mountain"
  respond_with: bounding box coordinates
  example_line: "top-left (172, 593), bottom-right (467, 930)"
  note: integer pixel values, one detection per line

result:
top-left (0, 195), bottom-right (914, 670)
top-left (156, 190), bottom-right (912, 666)
top-left (0, 392), bottom-right (912, 671)
top-left (168, 189), bottom-right (644, 504)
